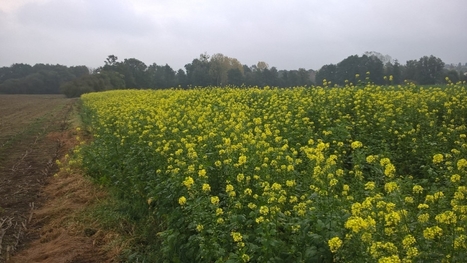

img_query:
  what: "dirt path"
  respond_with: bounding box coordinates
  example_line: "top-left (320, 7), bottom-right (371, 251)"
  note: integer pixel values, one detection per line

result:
top-left (0, 95), bottom-right (113, 263)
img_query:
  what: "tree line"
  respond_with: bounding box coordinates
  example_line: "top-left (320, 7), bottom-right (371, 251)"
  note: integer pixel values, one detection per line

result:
top-left (0, 63), bottom-right (88, 94)
top-left (1, 52), bottom-right (465, 97)
top-left (94, 53), bottom-right (315, 90)
top-left (316, 52), bottom-right (466, 86)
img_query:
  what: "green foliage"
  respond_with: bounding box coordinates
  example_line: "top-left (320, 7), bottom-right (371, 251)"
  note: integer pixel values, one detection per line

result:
top-left (60, 71), bottom-right (125, 98)
top-left (316, 54), bottom-right (384, 86)
top-left (317, 54), bottom-right (449, 86)
top-left (0, 64), bottom-right (89, 94)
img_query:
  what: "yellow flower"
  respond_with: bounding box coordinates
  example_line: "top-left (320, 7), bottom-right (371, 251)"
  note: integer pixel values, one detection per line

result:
top-left (259, 206), bottom-right (269, 215)
top-left (402, 235), bottom-right (416, 249)
top-left (202, 183), bottom-right (211, 192)
top-left (238, 155), bottom-right (247, 165)
top-left (454, 235), bottom-right (467, 249)
top-left (336, 169), bottom-right (344, 176)
top-left (433, 191), bottom-right (444, 200)
top-left (248, 202), bottom-right (257, 209)
top-left (406, 247), bottom-right (419, 258)
top-left (271, 182), bottom-right (282, 191)
top-left (330, 178), bottom-right (338, 187)
top-left (351, 141), bottom-right (363, 149)
top-left (241, 254), bottom-right (250, 262)
top-left (423, 226), bottom-right (443, 240)
top-left (278, 195), bottom-right (287, 204)
top-left (178, 196), bottom-right (187, 206)
top-left (210, 196), bottom-right (220, 205)
top-left (412, 185), bottom-right (423, 194)
top-left (425, 195), bottom-right (434, 203)
top-left (226, 184), bottom-right (234, 192)
top-left (345, 216), bottom-right (374, 233)
top-left (384, 163), bottom-right (396, 178)
top-left (457, 158), bottom-right (467, 169)
top-left (451, 174), bottom-right (461, 183)
top-left (384, 182), bottom-right (399, 193)
top-left (286, 180), bottom-right (296, 187)
top-left (196, 224), bottom-right (204, 232)
top-left (417, 204), bottom-right (429, 210)
top-left (328, 237), bottom-right (343, 253)
top-left (183, 176), bottom-right (194, 189)
top-left (198, 169), bottom-right (207, 177)
top-left (433, 154), bottom-right (444, 164)
top-left (380, 158), bottom-right (391, 166)
top-left (366, 155), bottom-right (376, 163)
top-left (231, 231), bottom-right (243, 242)
top-left (216, 208), bottom-right (223, 216)
top-left (365, 181), bottom-right (375, 191)
top-left (370, 242), bottom-right (398, 260)
top-left (385, 211), bottom-right (401, 226)
top-left (237, 173), bottom-right (245, 182)
top-left (291, 224), bottom-right (300, 232)
top-left (289, 196), bottom-right (298, 203)
top-left (384, 227), bottom-right (394, 236)
top-left (435, 211), bottom-right (457, 224)
top-left (378, 255), bottom-right (401, 263)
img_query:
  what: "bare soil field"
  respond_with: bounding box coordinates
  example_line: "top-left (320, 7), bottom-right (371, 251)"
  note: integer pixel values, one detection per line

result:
top-left (0, 95), bottom-right (113, 263)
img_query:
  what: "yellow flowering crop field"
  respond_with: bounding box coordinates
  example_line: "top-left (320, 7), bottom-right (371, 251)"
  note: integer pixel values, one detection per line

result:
top-left (79, 82), bottom-right (467, 262)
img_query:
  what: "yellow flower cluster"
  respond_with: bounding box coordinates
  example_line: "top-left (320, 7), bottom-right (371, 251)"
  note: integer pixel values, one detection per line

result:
top-left (328, 236), bottom-right (343, 253)
top-left (80, 81), bottom-right (467, 262)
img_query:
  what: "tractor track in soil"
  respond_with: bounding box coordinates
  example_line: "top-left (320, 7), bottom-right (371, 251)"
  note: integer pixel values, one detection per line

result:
top-left (0, 95), bottom-right (113, 263)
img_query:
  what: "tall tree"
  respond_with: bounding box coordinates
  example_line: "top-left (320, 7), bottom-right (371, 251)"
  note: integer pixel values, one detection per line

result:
top-left (364, 51), bottom-right (392, 65)
top-left (125, 58), bottom-right (149, 88)
top-left (316, 64), bottom-right (337, 85)
top-left (0, 63), bottom-right (34, 84)
top-left (185, 54), bottom-right (212, 87)
top-left (227, 68), bottom-right (244, 86)
top-left (176, 69), bottom-right (188, 88)
top-left (361, 54), bottom-right (384, 85)
top-left (298, 68), bottom-right (312, 86)
top-left (263, 67), bottom-right (279, 86)
top-left (209, 53), bottom-right (244, 86)
top-left (105, 55), bottom-right (118, 67)
top-left (335, 55), bottom-right (361, 85)
top-left (256, 61), bottom-right (269, 71)
top-left (147, 63), bottom-right (162, 88)
top-left (416, 55), bottom-right (445, 85)
top-left (392, 60), bottom-right (402, 84)
top-left (69, 66), bottom-right (89, 78)
top-left (209, 53), bottom-right (229, 85)
top-left (403, 60), bottom-right (418, 82)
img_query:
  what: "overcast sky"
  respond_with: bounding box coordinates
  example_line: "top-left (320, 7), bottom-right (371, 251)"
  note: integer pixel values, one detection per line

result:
top-left (1, 0), bottom-right (466, 71)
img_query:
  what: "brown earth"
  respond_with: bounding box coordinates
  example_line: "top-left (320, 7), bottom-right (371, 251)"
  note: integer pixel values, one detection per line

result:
top-left (0, 95), bottom-right (115, 263)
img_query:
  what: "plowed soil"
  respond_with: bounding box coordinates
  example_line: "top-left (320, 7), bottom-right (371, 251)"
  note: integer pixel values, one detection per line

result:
top-left (0, 95), bottom-right (113, 263)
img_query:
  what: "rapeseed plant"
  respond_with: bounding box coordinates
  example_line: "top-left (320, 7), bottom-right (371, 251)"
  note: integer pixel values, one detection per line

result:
top-left (80, 81), bottom-right (467, 262)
